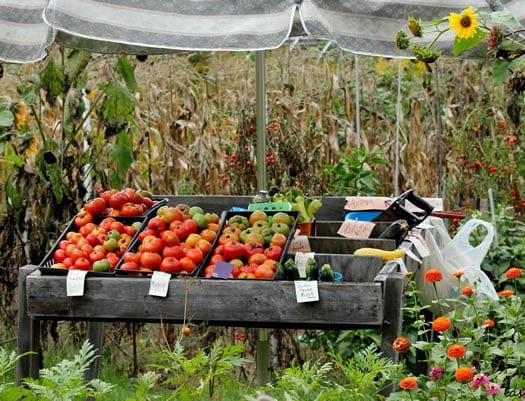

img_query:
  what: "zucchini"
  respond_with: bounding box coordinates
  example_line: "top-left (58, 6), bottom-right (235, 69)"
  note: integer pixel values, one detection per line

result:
top-left (284, 258), bottom-right (301, 281)
top-left (305, 257), bottom-right (319, 281)
top-left (319, 264), bottom-right (335, 282)
top-left (353, 247), bottom-right (406, 262)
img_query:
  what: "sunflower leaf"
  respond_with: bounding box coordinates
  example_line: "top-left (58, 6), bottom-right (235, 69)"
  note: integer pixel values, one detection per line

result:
top-left (453, 30), bottom-right (488, 57)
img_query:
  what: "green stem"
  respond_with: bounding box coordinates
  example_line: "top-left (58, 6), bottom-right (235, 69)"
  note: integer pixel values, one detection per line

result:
top-left (426, 28), bottom-right (451, 50)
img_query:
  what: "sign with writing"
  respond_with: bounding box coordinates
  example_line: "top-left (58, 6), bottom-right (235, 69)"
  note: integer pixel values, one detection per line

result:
top-left (344, 196), bottom-right (392, 211)
top-left (337, 220), bottom-right (376, 238)
top-left (149, 271), bottom-right (171, 297)
top-left (66, 269), bottom-right (88, 297)
top-left (294, 280), bottom-right (319, 303)
top-left (288, 236), bottom-right (311, 253)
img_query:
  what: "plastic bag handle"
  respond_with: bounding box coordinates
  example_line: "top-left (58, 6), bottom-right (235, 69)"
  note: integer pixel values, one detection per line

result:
top-left (443, 219), bottom-right (495, 268)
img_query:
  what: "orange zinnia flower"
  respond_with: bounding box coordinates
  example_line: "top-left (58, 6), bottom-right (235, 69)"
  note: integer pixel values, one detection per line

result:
top-left (499, 289), bottom-right (514, 297)
top-left (482, 320), bottom-right (495, 328)
top-left (399, 377), bottom-right (418, 390)
top-left (432, 316), bottom-right (451, 332)
top-left (452, 271), bottom-right (464, 278)
top-left (455, 367), bottom-right (474, 382)
top-left (462, 286), bottom-right (474, 296)
top-left (505, 267), bottom-right (522, 279)
top-left (392, 337), bottom-right (411, 353)
top-left (448, 344), bottom-right (466, 358)
top-left (425, 269), bottom-right (443, 282)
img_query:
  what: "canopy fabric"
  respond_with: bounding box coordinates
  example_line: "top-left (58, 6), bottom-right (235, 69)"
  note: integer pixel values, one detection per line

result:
top-left (0, 0), bottom-right (524, 63)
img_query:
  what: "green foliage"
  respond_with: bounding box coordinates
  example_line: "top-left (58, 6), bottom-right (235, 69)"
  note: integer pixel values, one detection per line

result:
top-left (321, 148), bottom-right (387, 196)
top-left (147, 337), bottom-right (249, 401)
top-left (22, 340), bottom-right (114, 401)
top-left (39, 59), bottom-right (65, 105)
top-left (97, 80), bottom-right (136, 134)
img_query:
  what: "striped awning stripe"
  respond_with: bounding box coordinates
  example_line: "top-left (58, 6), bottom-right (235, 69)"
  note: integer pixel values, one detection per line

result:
top-left (0, 0), bottom-right (523, 63)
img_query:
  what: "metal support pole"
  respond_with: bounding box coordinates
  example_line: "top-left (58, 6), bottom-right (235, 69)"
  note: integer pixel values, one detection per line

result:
top-left (255, 51), bottom-right (267, 192)
top-left (256, 328), bottom-right (272, 386)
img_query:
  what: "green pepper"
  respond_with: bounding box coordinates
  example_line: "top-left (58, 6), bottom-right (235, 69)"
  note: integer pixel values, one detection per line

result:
top-left (307, 199), bottom-right (323, 220)
top-left (273, 262), bottom-right (286, 280)
top-left (291, 196), bottom-right (310, 223)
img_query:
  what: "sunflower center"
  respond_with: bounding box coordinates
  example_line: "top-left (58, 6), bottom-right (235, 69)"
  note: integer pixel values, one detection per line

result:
top-left (460, 16), bottom-right (472, 28)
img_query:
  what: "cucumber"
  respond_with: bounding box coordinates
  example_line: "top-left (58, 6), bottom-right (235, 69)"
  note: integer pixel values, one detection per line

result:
top-left (305, 257), bottom-right (319, 280)
top-left (284, 259), bottom-right (301, 281)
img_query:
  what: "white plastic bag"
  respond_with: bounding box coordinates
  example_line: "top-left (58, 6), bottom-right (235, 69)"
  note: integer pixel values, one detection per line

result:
top-left (415, 217), bottom-right (498, 314)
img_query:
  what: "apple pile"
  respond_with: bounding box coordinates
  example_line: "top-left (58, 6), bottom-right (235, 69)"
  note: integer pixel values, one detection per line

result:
top-left (202, 210), bottom-right (296, 279)
top-left (83, 188), bottom-right (162, 217)
top-left (118, 204), bottom-right (221, 275)
top-left (48, 216), bottom-right (144, 273)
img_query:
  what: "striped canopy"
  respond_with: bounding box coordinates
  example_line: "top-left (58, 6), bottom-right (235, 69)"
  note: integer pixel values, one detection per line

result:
top-left (1, 0), bottom-right (524, 63)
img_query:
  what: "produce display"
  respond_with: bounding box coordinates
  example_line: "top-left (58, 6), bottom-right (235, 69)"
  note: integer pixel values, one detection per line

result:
top-left (353, 247), bottom-right (406, 262)
top-left (83, 188), bottom-right (165, 217)
top-left (40, 215), bottom-right (146, 274)
top-left (201, 210), bottom-right (298, 279)
top-left (271, 189), bottom-right (323, 223)
top-left (116, 204), bottom-right (221, 275)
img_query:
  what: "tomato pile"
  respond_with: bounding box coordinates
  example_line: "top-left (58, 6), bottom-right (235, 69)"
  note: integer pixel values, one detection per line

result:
top-left (49, 216), bottom-right (144, 273)
top-left (117, 204), bottom-right (221, 275)
top-left (83, 188), bottom-right (161, 217)
top-left (202, 210), bottom-right (296, 279)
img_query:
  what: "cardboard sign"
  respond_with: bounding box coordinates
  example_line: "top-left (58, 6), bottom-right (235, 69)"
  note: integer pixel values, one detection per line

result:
top-left (344, 196), bottom-right (392, 211)
top-left (288, 236), bottom-right (311, 253)
top-left (66, 269), bottom-right (88, 297)
top-left (337, 220), bottom-right (376, 238)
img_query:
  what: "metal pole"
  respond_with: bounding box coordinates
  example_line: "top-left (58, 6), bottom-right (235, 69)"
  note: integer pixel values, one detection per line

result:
top-left (434, 63), bottom-right (443, 198)
top-left (255, 50), bottom-right (271, 387)
top-left (354, 54), bottom-right (361, 149)
top-left (255, 51), bottom-right (267, 192)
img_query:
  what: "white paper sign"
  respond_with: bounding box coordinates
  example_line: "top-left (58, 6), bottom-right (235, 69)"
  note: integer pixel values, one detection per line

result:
top-left (337, 220), bottom-right (376, 238)
top-left (288, 236), bottom-right (311, 253)
top-left (66, 269), bottom-right (88, 297)
top-left (149, 271), bottom-right (171, 297)
top-left (295, 252), bottom-right (315, 278)
top-left (294, 280), bottom-right (319, 303)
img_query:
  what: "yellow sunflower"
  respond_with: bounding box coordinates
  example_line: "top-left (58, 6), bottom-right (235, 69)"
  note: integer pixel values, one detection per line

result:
top-left (449, 6), bottom-right (479, 39)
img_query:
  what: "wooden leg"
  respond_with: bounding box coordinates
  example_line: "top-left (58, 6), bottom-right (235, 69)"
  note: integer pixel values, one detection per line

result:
top-left (16, 265), bottom-right (41, 384)
top-left (84, 321), bottom-right (105, 382)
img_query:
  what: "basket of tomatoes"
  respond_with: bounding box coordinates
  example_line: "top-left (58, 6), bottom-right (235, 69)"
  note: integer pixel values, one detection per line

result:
top-left (199, 209), bottom-right (299, 280)
top-left (115, 203), bottom-right (222, 277)
top-left (39, 213), bottom-right (147, 276)
top-left (83, 188), bottom-right (168, 217)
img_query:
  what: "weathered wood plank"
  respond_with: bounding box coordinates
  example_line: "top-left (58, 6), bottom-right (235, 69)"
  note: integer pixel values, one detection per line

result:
top-left (307, 237), bottom-right (396, 253)
top-left (26, 271), bottom-right (383, 329)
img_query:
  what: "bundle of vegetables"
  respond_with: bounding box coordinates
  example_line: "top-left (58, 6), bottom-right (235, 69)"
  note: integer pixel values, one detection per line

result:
top-left (271, 189), bottom-right (324, 223)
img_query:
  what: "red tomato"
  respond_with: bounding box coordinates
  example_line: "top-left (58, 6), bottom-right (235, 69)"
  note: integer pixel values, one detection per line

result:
top-left (53, 249), bottom-right (66, 263)
top-left (195, 239), bottom-right (212, 255)
top-left (70, 248), bottom-right (89, 262)
top-left (185, 247), bottom-right (204, 264)
top-left (141, 236), bottom-right (164, 254)
top-left (83, 198), bottom-right (106, 215)
top-left (74, 210), bottom-right (94, 228)
top-left (138, 228), bottom-right (157, 242)
top-left (99, 217), bottom-right (116, 232)
top-left (109, 191), bottom-right (130, 210)
top-left (88, 249), bottom-right (106, 264)
top-left (106, 252), bottom-right (120, 271)
top-left (72, 257), bottom-right (91, 270)
top-left (160, 257), bottom-right (182, 273)
top-left (79, 222), bottom-right (96, 237)
top-left (101, 189), bottom-right (118, 205)
top-left (147, 216), bottom-right (167, 233)
top-left (123, 188), bottom-right (142, 204)
top-left (244, 241), bottom-right (264, 259)
top-left (110, 221), bottom-right (126, 233)
top-left (58, 240), bottom-right (71, 250)
top-left (119, 261), bottom-right (140, 271)
top-left (162, 245), bottom-right (185, 259)
top-left (120, 202), bottom-right (143, 216)
top-left (85, 233), bottom-right (101, 246)
top-left (140, 252), bottom-right (162, 270)
top-left (222, 241), bottom-right (245, 260)
top-left (264, 245), bottom-right (283, 261)
top-left (157, 206), bottom-right (183, 223)
top-left (179, 257), bottom-right (196, 273)
top-left (182, 219), bottom-right (198, 235)
top-left (160, 230), bottom-right (180, 247)
top-left (123, 252), bottom-right (141, 264)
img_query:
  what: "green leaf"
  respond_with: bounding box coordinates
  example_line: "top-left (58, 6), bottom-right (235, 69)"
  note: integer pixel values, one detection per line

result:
top-left (492, 59), bottom-right (511, 86)
top-left (5, 175), bottom-right (21, 209)
top-left (3, 154), bottom-right (24, 167)
top-left (40, 59), bottom-right (65, 104)
top-left (115, 56), bottom-right (139, 94)
top-left (486, 10), bottom-right (520, 27)
top-left (98, 81), bottom-right (136, 130)
top-left (453, 29), bottom-right (488, 57)
top-left (65, 49), bottom-right (91, 86)
top-left (0, 110), bottom-right (14, 127)
top-left (110, 131), bottom-right (134, 177)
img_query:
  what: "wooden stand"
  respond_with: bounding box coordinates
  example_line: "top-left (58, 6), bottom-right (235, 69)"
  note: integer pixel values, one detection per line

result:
top-left (16, 196), bottom-right (413, 390)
